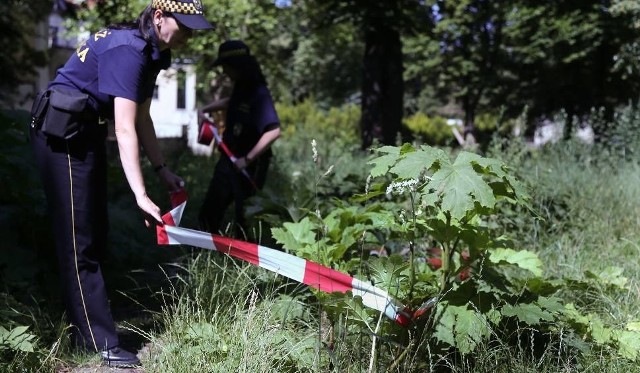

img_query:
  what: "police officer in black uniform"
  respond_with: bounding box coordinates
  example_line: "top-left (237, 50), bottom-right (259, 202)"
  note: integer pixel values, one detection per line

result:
top-left (198, 40), bottom-right (281, 236)
top-left (29, 0), bottom-right (213, 367)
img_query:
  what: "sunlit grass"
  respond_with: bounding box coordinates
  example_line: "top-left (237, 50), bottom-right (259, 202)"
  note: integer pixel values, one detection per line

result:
top-left (139, 253), bottom-right (325, 372)
top-left (6, 102), bottom-right (640, 371)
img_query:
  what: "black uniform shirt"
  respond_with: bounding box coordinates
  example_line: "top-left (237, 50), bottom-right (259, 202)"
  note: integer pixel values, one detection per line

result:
top-left (223, 84), bottom-right (279, 157)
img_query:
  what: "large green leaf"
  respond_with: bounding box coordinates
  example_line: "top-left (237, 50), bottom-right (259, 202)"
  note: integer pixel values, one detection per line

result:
top-left (368, 146), bottom-right (401, 177)
top-left (341, 297), bottom-right (376, 331)
top-left (616, 330), bottom-right (640, 360)
top-left (361, 210), bottom-right (397, 227)
top-left (368, 256), bottom-right (410, 297)
top-left (0, 325), bottom-right (35, 353)
top-left (501, 303), bottom-right (554, 325)
top-left (626, 321), bottom-right (640, 332)
top-left (271, 217), bottom-right (317, 252)
top-left (588, 316), bottom-right (614, 345)
top-left (536, 296), bottom-right (565, 313)
top-left (428, 151), bottom-right (496, 220)
top-left (488, 248), bottom-right (543, 277)
top-left (433, 303), bottom-right (491, 354)
top-left (585, 266), bottom-right (628, 289)
top-left (460, 152), bottom-right (531, 205)
top-left (388, 146), bottom-right (446, 180)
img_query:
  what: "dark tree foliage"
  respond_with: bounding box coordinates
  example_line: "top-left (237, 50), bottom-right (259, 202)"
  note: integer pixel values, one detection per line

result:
top-left (12, 0), bottom-right (639, 146)
top-left (504, 0), bottom-right (640, 140)
top-left (307, 0), bottom-right (433, 149)
top-left (428, 0), bottom-right (509, 141)
top-left (404, 0), bottom-right (640, 145)
top-left (0, 0), bottom-right (51, 106)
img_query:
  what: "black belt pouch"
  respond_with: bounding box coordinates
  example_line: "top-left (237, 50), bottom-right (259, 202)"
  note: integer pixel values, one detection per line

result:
top-left (41, 89), bottom-right (89, 139)
top-left (30, 89), bottom-right (51, 130)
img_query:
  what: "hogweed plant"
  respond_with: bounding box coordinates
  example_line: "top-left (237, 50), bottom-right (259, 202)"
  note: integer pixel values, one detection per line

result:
top-left (272, 142), bottom-right (640, 368)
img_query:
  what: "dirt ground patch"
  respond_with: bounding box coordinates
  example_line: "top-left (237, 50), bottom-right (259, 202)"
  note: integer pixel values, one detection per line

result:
top-left (58, 366), bottom-right (144, 373)
top-left (56, 342), bottom-right (152, 373)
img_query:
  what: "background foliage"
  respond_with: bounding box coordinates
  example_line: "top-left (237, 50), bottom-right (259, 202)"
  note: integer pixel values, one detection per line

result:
top-left (0, 0), bottom-right (50, 105)
top-left (48, 0), bottom-right (640, 147)
top-left (3, 0), bottom-right (640, 371)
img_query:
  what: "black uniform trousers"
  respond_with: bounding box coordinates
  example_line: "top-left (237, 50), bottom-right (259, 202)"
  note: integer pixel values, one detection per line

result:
top-left (30, 123), bottom-right (118, 352)
top-left (198, 154), bottom-right (270, 235)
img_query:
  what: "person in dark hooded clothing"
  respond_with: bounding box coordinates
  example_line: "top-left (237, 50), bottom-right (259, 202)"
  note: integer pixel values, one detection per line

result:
top-left (198, 40), bottom-right (280, 236)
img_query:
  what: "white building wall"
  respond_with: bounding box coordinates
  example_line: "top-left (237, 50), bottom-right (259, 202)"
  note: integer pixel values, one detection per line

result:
top-left (151, 65), bottom-right (212, 156)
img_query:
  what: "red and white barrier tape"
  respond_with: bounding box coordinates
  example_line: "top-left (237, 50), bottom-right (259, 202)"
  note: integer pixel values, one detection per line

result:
top-left (157, 189), bottom-right (437, 327)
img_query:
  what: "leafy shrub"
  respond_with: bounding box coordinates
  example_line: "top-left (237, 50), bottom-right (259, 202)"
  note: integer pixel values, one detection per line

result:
top-left (246, 100), bottom-right (368, 230)
top-left (276, 99), bottom-right (360, 145)
top-left (0, 291), bottom-right (64, 372)
top-left (475, 110), bottom-right (515, 135)
top-left (271, 142), bottom-right (640, 369)
top-left (403, 112), bottom-right (454, 145)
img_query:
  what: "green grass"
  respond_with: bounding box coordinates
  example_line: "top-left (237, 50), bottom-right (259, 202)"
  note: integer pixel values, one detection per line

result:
top-left (6, 103), bottom-right (640, 371)
top-left (145, 135), bottom-right (640, 372)
top-left (483, 137), bottom-right (640, 372)
top-left (141, 254), bottom-right (322, 372)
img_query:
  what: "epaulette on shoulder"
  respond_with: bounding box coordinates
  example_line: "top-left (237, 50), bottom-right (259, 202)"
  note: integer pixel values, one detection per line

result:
top-left (101, 28), bottom-right (147, 52)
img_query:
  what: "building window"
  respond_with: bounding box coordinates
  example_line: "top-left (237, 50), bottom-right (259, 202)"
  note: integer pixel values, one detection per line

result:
top-left (177, 69), bottom-right (186, 109)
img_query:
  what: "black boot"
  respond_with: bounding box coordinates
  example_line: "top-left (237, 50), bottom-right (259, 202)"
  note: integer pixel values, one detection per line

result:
top-left (100, 346), bottom-right (141, 368)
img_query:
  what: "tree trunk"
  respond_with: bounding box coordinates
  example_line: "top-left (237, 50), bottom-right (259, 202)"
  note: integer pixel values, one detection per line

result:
top-left (360, 25), bottom-right (404, 149)
top-left (462, 95), bottom-right (477, 145)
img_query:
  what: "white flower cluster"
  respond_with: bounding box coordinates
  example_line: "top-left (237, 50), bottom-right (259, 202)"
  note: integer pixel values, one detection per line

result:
top-left (323, 164), bottom-right (334, 177)
top-left (311, 139), bottom-right (318, 163)
top-left (365, 174), bottom-right (372, 194)
top-left (399, 209), bottom-right (407, 224)
top-left (386, 178), bottom-right (419, 197)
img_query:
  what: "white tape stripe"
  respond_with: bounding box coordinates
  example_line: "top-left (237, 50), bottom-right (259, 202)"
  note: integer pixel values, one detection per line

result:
top-left (352, 278), bottom-right (402, 318)
top-left (170, 202), bottom-right (185, 226)
top-left (166, 228), bottom-right (306, 285)
top-left (165, 225), bottom-right (216, 250)
top-left (166, 224), bottom-right (402, 320)
top-left (257, 245), bottom-right (306, 283)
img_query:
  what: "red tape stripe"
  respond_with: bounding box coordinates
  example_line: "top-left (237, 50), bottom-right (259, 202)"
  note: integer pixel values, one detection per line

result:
top-left (213, 235), bottom-right (260, 266)
top-left (303, 261), bottom-right (353, 293)
top-left (156, 199), bottom-right (427, 326)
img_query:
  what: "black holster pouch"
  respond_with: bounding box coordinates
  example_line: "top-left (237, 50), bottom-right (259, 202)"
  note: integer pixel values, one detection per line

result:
top-left (39, 89), bottom-right (90, 139)
top-left (30, 89), bottom-right (50, 130)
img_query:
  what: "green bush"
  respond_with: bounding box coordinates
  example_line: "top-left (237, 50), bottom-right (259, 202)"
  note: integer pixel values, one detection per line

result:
top-left (276, 99), bottom-right (360, 145)
top-left (246, 100), bottom-right (368, 229)
top-left (403, 112), bottom-right (454, 145)
top-left (10, 99), bottom-right (640, 371)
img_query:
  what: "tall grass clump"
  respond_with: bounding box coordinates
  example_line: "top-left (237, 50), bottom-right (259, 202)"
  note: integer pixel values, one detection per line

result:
top-left (144, 253), bottom-right (326, 372)
top-left (137, 100), bottom-right (640, 372)
top-left (484, 104), bottom-right (640, 369)
top-left (0, 292), bottom-right (72, 373)
top-left (488, 104), bottom-right (640, 279)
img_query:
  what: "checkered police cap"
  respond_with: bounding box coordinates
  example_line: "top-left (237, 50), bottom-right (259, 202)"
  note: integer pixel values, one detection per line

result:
top-left (152, 0), bottom-right (214, 30)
